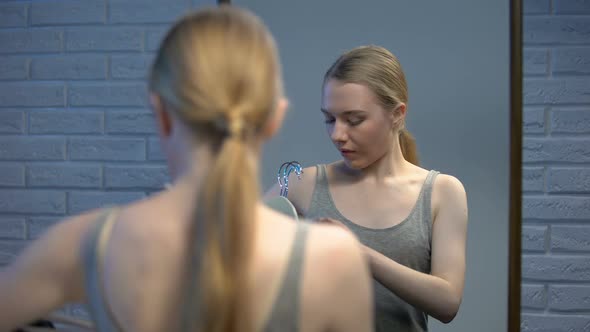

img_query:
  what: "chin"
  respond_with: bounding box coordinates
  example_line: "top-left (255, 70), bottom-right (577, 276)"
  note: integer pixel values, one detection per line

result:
top-left (343, 158), bottom-right (368, 170)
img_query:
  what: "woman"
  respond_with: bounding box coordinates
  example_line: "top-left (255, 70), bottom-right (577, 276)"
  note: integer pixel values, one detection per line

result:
top-left (267, 45), bottom-right (468, 331)
top-left (0, 7), bottom-right (373, 332)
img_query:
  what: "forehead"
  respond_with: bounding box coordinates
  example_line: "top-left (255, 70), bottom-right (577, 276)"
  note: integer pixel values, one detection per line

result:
top-left (321, 80), bottom-right (380, 112)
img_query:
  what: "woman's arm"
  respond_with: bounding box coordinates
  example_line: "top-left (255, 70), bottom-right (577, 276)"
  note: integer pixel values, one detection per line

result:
top-left (366, 174), bottom-right (468, 323)
top-left (0, 210), bottom-right (101, 331)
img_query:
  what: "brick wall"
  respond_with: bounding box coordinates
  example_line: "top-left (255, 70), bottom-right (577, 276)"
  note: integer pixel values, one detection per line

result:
top-left (521, 0), bottom-right (590, 330)
top-left (0, 0), bottom-right (208, 317)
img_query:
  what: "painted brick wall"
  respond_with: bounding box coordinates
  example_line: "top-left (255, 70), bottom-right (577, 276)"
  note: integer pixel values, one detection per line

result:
top-left (0, 0), bottom-right (211, 318)
top-left (521, 0), bottom-right (590, 330)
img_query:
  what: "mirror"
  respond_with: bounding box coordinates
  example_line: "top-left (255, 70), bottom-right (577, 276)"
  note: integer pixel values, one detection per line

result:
top-left (235, 0), bottom-right (520, 331)
top-left (0, 0), bottom-right (522, 330)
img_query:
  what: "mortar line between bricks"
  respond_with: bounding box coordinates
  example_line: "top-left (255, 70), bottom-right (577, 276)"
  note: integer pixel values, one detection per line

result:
top-left (524, 252), bottom-right (590, 257)
top-left (523, 192), bottom-right (590, 197)
top-left (0, 51), bottom-right (66, 56)
top-left (546, 281), bottom-right (590, 285)
top-left (141, 30), bottom-right (146, 52)
top-left (544, 44), bottom-right (590, 50)
top-left (546, 224), bottom-right (551, 254)
top-left (105, 0), bottom-right (110, 23)
top-left (25, 56), bottom-right (31, 80)
top-left (523, 162), bottom-right (590, 167)
top-left (524, 103), bottom-right (590, 107)
top-left (551, 73), bottom-right (590, 78)
top-left (30, 21), bottom-right (111, 28)
top-left (55, 23), bottom-right (172, 30)
top-left (25, 2), bottom-right (30, 27)
top-left (522, 280), bottom-right (590, 285)
top-left (547, 133), bottom-right (590, 138)
top-left (101, 164), bottom-right (106, 188)
top-left (106, 55), bottom-right (111, 80)
top-left (21, 110), bottom-right (28, 135)
top-left (522, 218), bottom-right (590, 224)
top-left (542, 164), bottom-right (548, 194)
top-left (546, 310), bottom-right (590, 315)
top-left (543, 106), bottom-right (551, 136)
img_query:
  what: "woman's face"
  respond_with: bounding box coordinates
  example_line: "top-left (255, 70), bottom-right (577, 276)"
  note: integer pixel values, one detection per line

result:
top-left (321, 79), bottom-right (396, 169)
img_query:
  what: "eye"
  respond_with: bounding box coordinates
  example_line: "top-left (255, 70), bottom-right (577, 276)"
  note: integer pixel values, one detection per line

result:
top-left (348, 118), bottom-right (364, 126)
top-left (324, 116), bottom-right (335, 124)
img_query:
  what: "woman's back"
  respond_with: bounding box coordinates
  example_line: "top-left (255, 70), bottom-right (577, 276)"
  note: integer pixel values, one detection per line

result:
top-left (82, 187), bottom-right (373, 332)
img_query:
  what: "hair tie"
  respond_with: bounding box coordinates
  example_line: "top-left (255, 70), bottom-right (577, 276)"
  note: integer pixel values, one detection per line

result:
top-left (228, 117), bottom-right (245, 138)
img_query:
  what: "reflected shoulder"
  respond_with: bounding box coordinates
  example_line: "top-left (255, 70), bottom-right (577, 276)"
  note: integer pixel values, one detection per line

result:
top-left (432, 173), bottom-right (468, 224)
top-left (434, 173), bottom-right (467, 198)
top-left (285, 165), bottom-right (318, 213)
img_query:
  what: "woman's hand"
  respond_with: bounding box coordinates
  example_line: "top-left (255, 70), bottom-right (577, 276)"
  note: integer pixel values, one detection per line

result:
top-left (315, 217), bottom-right (347, 229)
top-left (314, 217), bottom-right (375, 264)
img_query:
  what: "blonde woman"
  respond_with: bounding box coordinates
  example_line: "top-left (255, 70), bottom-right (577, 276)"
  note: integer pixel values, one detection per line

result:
top-left (0, 7), bottom-right (373, 332)
top-left (268, 46), bottom-right (468, 332)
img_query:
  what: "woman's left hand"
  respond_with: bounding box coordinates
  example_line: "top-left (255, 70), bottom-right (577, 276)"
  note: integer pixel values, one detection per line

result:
top-left (314, 217), bottom-right (375, 264)
top-left (315, 217), bottom-right (347, 229)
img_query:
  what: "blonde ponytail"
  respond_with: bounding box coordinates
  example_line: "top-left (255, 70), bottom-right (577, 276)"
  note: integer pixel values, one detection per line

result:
top-left (399, 129), bottom-right (419, 166)
top-left (189, 127), bottom-right (257, 332)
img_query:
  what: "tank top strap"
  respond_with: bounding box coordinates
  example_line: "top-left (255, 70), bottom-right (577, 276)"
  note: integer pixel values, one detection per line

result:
top-left (83, 206), bottom-right (124, 332)
top-left (307, 164), bottom-right (331, 214)
top-left (419, 170), bottom-right (439, 241)
top-left (264, 221), bottom-right (311, 332)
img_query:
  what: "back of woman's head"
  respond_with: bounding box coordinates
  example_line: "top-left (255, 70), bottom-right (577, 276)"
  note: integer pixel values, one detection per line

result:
top-left (324, 45), bottom-right (419, 165)
top-left (149, 6), bottom-right (281, 139)
top-left (149, 6), bottom-right (282, 332)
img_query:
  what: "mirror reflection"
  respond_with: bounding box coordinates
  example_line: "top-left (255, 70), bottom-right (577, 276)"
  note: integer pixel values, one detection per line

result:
top-left (245, 1), bottom-right (511, 331)
top-left (0, 1), bottom-right (513, 332)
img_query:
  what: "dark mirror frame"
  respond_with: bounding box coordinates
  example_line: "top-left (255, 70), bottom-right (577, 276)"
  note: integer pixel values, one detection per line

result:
top-left (217, 0), bottom-right (524, 331)
top-left (508, 0), bottom-right (523, 331)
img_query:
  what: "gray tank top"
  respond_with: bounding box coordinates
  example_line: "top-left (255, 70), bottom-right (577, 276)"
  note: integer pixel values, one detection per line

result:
top-left (305, 164), bottom-right (438, 332)
top-left (82, 207), bottom-right (310, 332)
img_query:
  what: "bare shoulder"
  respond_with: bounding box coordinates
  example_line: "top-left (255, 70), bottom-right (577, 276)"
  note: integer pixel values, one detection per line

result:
top-left (432, 173), bottom-right (468, 222)
top-left (36, 208), bottom-right (107, 249)
top-left (434, 173), bottom-right (466, 194)
top-left (3, 207), bottom-right (108, 303)
top-left (31, 207), bottom-right (112, 270)
top-left (304, 222), bottom-right (366, 281)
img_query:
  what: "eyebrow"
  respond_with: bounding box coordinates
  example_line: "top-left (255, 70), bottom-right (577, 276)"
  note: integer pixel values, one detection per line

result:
top-left (320, 108), bottom-right (367, 116)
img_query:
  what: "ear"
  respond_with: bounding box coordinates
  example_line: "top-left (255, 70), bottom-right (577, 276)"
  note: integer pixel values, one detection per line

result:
top-left (150, 93), bottom-right (173, 139)
top-left (391, 103), bottom-right (407, 129)
top-left (261, 97), bottom-right (289, 140)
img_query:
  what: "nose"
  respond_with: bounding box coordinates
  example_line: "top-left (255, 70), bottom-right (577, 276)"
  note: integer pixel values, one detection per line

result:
top-left (330, 120), bottom-right (348, 144)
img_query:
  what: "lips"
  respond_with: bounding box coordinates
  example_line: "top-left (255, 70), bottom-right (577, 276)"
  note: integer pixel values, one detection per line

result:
top-left (340, 149), bottom-right (354, 155)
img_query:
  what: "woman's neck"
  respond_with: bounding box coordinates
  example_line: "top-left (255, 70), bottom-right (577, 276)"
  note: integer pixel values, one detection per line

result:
top-left (341, 139), bottom-right (413, 184)
top-left (167, 143), bottom-right (216, 196)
